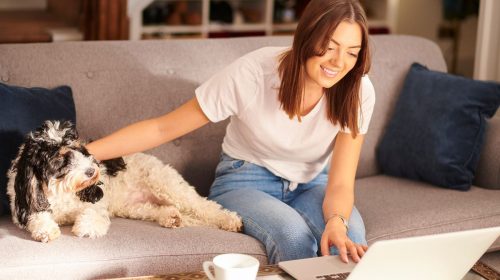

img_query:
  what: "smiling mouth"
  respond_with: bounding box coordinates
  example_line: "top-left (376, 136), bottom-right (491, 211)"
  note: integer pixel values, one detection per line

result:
top-left (321, 66), bottom-right (339, 78)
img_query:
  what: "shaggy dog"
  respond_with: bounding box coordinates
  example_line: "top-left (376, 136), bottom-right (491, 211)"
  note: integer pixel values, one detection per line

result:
top-left (7, 121), bottom-right (242, 242)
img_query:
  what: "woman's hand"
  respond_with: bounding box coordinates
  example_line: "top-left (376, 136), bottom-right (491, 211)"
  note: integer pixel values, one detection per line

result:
top-left (320, 218), bottom-right (368, 263)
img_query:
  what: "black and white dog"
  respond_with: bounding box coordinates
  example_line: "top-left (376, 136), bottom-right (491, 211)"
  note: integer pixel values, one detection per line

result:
top-left (7, 121), bottom-right (242, 242)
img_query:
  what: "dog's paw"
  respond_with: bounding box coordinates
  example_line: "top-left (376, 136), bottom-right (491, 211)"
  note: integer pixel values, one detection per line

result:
top-left (72, 218), bottom-right (110, 238)
top-left (72, 208), bottom-right (110, 238)
top-left (218, 211), bottom-right (243, 232)
top-left (31, 223), bottom-right (61, 243)
top-left (158, 207), bottom-right (182, 228)
top-left (27, 212), bottom-right (61, 242)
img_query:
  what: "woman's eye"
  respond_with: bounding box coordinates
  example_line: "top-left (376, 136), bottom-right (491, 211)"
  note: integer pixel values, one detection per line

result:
top-left (349, 53), bottom-right (358, 58)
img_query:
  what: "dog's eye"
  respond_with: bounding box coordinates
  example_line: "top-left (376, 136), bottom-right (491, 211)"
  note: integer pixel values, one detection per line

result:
top-left (51, 151), bottom-right (72, 167)
top-left (63, 151), bottom-right (74, 160)
top-left (55, 172), bottom-right (67, 179)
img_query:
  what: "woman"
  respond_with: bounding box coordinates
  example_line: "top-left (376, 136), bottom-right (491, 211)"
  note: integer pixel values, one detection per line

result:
top-left (87, 0), bottom-right (375, 264)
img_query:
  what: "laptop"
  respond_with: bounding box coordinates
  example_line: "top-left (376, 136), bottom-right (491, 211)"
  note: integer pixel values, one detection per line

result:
top-left (278, 226), bottom-right (500, 280)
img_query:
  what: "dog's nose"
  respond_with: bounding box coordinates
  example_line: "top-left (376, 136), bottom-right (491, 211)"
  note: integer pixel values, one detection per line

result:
top-left (85, 168), bottom-right (96, 178)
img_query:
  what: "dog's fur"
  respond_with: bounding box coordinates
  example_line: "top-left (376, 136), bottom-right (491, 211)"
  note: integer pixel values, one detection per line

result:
top-left (7, 121), bottom-right (242, 242)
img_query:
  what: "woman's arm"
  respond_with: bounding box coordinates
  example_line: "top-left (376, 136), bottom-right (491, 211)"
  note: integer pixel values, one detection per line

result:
top-left (320, 132), bottom-right (367, 263)
top-left (86, 97), bottom-right (210, 161)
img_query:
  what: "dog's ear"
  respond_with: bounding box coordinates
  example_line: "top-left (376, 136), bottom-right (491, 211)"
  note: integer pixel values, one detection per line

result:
top-left (101, 157), bottom-right (127, 176)
top-left (11, 137), bottom-right (50, 227)
top-left (76, 182), bottom-right (104, 204)
top-left (59, 120), bottom-right (79, 143)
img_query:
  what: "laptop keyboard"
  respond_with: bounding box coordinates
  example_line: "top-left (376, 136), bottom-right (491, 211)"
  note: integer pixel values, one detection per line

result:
top-left (315, 272), bottom-right (350, 280)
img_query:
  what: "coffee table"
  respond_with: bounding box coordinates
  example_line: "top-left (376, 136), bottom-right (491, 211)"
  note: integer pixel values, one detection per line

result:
top-left (103, 265), bottom-right (290, 280)
top-left (105, 261), bottom-right (499, 280)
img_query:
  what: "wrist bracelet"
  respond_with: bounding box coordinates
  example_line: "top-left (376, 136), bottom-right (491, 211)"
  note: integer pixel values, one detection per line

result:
top-left (325, 214), bottom-right (349, 231)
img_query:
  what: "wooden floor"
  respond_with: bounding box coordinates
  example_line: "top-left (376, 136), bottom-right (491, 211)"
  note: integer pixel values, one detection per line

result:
top-left (0, 10), bottom-right (75, 43)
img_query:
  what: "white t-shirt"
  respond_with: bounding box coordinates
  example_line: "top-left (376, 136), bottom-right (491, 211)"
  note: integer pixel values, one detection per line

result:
top-left (195, 47), bottom-right (375, 188)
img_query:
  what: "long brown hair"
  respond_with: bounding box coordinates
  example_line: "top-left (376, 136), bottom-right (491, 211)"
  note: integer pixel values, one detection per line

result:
top-left (278, 0), bottom-right (371, 137)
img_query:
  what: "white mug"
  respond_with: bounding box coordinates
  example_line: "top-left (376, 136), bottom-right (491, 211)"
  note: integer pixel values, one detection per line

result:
top-left (203, 253), bottom-right (260, 280)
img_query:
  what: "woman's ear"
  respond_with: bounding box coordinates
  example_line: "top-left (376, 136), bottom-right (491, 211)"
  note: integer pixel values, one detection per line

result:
top-left (11, 137), bottom-right (50, 227)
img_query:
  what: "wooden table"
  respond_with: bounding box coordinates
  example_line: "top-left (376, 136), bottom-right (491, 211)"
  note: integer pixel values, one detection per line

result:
top-left (103, 265), bottom-right (289, 280)
top-left (104, 261), bottom-right (500, 280)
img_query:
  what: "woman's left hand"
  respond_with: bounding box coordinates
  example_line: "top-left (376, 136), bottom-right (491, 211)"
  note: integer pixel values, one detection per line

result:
top-left (320, 218), bottom-right (368, 263)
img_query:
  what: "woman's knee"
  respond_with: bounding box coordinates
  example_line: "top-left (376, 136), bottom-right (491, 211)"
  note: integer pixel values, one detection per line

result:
top-left (208, 188), bottom-right (322, 263)
top-left (244, 216), bottom-right (319, 263)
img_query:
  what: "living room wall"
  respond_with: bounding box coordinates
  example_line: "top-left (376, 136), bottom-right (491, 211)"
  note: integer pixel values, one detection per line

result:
top-left (396, 0), bottom-right (478, 78)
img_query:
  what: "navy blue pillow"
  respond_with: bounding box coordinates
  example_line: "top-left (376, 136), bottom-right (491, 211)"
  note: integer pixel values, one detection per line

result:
top-left (0, 82), bottom-right (76, 216)
top-left (377, 63), bottom-right (500, 191)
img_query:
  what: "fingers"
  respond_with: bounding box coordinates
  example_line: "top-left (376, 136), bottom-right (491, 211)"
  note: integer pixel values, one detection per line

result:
top-left (337, 243), bottom-right (349, 263)
top-left (320, 231), bottom-right (369, 264)
top-left (348, 242), bottom-right (360, 262)
top-left (320, 234), bottom-right (331, 256)
top-left (321, 233), bottom-right (349, 263)
top-left (345, 241), bottom-right (368, 263)
top-left (358, 245), bottom-right (368, 257)
top-left (356, 244), bottom-right (367, 258)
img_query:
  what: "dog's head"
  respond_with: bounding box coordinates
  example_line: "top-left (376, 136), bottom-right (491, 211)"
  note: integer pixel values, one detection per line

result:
top-left (18, 120), bottom-right (100, 193)
top-left (9, 121), bottom-right (104, 225)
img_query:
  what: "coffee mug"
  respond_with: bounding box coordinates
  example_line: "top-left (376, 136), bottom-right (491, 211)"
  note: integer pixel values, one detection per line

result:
top-left (203, 253), bottom-right (260, 280)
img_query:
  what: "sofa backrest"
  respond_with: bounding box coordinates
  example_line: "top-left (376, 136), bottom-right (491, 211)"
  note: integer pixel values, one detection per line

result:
top-left (0, 35), bottom-right (449, 195)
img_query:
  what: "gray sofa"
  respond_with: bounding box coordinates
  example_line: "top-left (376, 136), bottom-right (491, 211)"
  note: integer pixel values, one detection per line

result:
top-left (0, 35), bottom-right (499, 279)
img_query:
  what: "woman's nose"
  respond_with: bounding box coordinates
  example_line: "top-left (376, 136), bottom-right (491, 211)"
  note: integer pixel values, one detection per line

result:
top-left (330, 50), bottom-right (344, 68)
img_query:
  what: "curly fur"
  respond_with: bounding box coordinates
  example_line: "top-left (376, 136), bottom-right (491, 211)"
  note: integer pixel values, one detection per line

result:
top-left (7, 121), bottom-right (242, 242)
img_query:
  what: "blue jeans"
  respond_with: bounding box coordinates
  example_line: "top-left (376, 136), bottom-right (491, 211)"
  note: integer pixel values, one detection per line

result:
top-left (208, 153), bottom-right (367, 264)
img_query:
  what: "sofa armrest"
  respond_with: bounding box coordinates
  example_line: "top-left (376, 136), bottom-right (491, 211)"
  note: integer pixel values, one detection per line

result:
top-left (474, 114), bottom-right (500, 189)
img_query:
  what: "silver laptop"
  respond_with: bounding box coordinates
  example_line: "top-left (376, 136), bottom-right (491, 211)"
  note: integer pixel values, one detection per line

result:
top-left (278, 226), bottom-right (500, 280)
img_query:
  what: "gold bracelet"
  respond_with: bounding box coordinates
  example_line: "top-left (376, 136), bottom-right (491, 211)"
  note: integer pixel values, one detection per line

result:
top-left (325, 214), bottom-right (349, 231)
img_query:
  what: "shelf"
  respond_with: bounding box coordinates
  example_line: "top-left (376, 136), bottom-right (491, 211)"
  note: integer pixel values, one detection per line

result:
top-left (209, 23), bottom-right (267, 32)
top-left (272, 22), bottom-right (298, 32)
top-left (129, 0), bottom-right (399, 40)
top-left (142, 24), bottom-right (202, 34)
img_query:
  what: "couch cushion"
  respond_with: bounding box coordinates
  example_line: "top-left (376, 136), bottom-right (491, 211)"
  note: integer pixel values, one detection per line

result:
top-left (0, 217), bottom-right (267, 279)
top-left (356, 175), bottom-right (500, 250)
top-left (0, 82), bottom-right (76, 216)
top-left (376, 63), bottom-right (500, 191)
top-left (474, 114), bottom-right (500, 189)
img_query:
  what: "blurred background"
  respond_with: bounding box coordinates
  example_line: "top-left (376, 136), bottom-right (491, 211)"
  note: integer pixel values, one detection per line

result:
top-left (0, 0), bottom-right (497, 80)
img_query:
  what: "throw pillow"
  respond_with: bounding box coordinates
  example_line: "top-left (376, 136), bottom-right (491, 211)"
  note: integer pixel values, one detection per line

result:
top-left (0, 82), bottom-right (76, 216)
top-left (377, 63), bottom-right (500, 191)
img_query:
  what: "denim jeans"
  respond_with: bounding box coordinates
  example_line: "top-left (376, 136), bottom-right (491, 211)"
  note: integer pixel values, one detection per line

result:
top-left (208, 153), bottom-right (367, 264)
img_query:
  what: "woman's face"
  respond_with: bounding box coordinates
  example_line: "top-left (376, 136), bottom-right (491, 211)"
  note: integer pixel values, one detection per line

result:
top-left (305, 20), bottom-right (362, 92)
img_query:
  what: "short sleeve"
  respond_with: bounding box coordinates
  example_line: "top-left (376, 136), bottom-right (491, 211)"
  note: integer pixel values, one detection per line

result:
top-left (341, 75), bottom-right (376, 134)
top-left (195, 57), bottom-right (260, 122)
